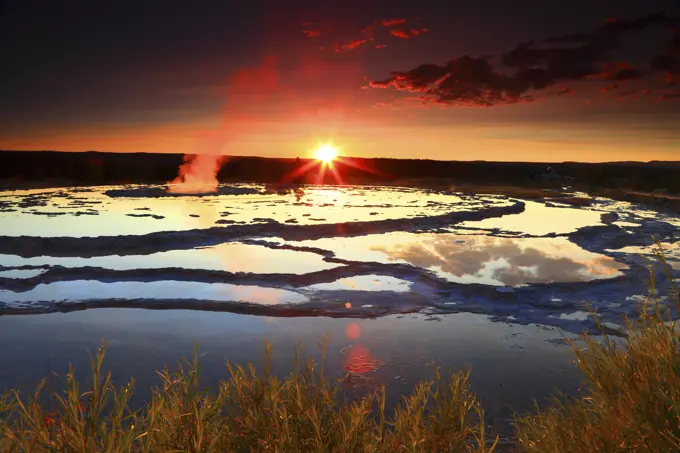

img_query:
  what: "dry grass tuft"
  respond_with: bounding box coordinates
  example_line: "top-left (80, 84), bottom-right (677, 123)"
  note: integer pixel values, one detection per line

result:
top-left (0, 338), bottom-right (496, 452)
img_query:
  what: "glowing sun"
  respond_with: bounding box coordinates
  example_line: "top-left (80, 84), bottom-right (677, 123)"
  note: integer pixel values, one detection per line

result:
top-left (314, 144), bottom-right (338, 163)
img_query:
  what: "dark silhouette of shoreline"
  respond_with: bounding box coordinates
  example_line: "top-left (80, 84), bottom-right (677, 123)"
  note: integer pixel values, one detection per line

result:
top-left (1, 150), bottom-right (679, 195)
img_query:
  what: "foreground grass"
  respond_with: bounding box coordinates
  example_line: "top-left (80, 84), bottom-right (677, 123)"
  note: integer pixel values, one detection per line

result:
top-left (0, 254), bottom-right (678, 452)
top-left (515, 318), bottom-right (680, 452)
top-left (515, 251), bottom-right (680, 453)
top-left (0, 341), bottom-right (494, 453)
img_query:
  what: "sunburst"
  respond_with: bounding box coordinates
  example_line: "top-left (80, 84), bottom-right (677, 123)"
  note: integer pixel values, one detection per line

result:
top-left (313, 144), bottom-right (338, 164)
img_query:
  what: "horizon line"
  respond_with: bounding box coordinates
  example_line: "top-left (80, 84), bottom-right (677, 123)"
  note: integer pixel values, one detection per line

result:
top-left (1, 149), bottom-right (678, 165)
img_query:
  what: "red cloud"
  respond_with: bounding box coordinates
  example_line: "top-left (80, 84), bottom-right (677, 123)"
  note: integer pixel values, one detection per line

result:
top-left (320, 37), bottom-right (374, 52)
top-left (308, 18), bottom-right (428, 53)
top-left (301, 22), bottom-right (332, 39)
top-left (340, 38), bottom-right (371, 50)
top-left (390, 28), bottom-right (429, 39)
top-left (390, 29), bottom-right (411, 38)
top-left (381, 18), bottom-right (408, 27)
top-left (302, 29), bottom-right (323, 38)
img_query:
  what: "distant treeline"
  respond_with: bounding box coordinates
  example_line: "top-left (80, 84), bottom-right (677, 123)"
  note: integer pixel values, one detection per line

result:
top-left (1, 150), bottom-right (679, 193)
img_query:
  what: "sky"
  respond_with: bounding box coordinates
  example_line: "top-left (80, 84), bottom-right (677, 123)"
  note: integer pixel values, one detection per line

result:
top-left (1, 0), bottom-right (679, 162)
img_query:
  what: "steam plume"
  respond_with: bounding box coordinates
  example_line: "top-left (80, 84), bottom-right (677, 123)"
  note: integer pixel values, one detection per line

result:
top-left (166, 154), bottom-right (228, 194)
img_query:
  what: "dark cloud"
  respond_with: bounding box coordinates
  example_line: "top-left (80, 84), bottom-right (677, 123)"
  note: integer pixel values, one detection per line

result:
top-left (501, 14), bottom-right (677, 79)
top-left (370, 57), bottom-right (545, 106)
top-left (649, 24), bottom-right (680, 96)
top-left (594, 62), bottom-right (645, 81)
top-left (371, 12), bottom-right (680, 106)
top-left (670, 28), bottom-right (680, 54)
top-left (370, 63), bottom-right (449, 90)
top-left (651, 54), bottom-right (679, 71)
top-left (599, 13), bottom-right (676, 35)
top-left (544, 33), bottom-right (593, 44)
top-left (660, 91), bottom-right (680, 99)
top-left (609, 67), bottom-right (645, 81)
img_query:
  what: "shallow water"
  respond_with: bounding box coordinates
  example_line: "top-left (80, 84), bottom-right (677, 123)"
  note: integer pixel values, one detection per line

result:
top-left (0, 184), bottom-right (513, 237)
top-left (0, 308), bottom-right (583, 435)
top-left (609, 242), bottom-right (680, 270)
top-left (0, 281), bottom-right (308, 305)
top-left (0, 268), bottom-right (46, 279)
top-left (0, 242), bottom-right (339, 274)
top-left (284, 233), bottom-right (627, 286)
top-left (308, 275), bottom-right (413, 292)
top-left (0, 183), bottom-right (678, 334)
top-left (461, 200), bottom-right (604, 235)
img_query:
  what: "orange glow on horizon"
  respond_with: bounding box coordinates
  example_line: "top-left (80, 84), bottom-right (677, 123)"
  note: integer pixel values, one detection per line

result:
top-left (3, 119), bottom-right (680, 163)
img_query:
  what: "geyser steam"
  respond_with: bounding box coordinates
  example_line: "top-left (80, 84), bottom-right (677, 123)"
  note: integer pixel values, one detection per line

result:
top-left (167, 154), bottom-right (228, 194)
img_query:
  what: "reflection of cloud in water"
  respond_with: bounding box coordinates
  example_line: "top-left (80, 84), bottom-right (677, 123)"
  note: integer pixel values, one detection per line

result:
top-left (309, 275), bottom-right (411, 292)
top-left (0, 281), bottom-right (308, 305)
top-left (0, 242), bottom-right (339, 275)
top-left (613, 242), bottom-right (680, 270)
top-left (0, 269), bottom-right (46, 279)
top-left (221, 285), bottom-right (292, 305)
top-left (371, 235), bottom-right (625, 286)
